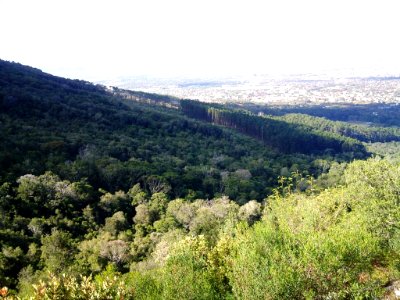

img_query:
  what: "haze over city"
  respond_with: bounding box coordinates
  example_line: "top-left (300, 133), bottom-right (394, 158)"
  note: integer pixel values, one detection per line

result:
top-left (2, 0), bottom-right (400, 81)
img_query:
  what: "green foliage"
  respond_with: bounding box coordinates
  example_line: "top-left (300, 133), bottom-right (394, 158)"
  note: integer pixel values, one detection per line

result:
top-left (40, 229), bottom-right (76, 273)
top-left (0, 158), bottom-right (397, 299)
top-left (277, 113), bottom-right (400, 143)
top-left (181, 99), bottom-right (367, 156)
top-left (128, 183), bottom-right (147, 206)
top-left (0, 246), bottom-right (25, 288)
top-left (227, 158), bottom-right (399, 299)
top-left (103, 211), bottom-right (128, 237)
top-left (239, 101), bottom-right (400, 127)
top-left (1, 60), bottom-right (400, 299)
top-left (238, 200), bottom-right (262, 225)
top-left (1, 60), bottom-right (333, 202)
top-left (159, 236), bottom-right (219, 300)
top-left (25, 266), bottom-right (134, 300)
top-left (125, 270), bottom-right (161, 299)
top-left (99, 190), bottom-right (130, 216)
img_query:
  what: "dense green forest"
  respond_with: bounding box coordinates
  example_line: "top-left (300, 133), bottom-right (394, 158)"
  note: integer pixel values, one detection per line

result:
top-left (274, 113), bottom-right (400, 143)
top-left (0, 60), bottom-right (399, 299)
top-left (180, 100), bottom-right (367, 155)
top-left (232, 101), bottom-right (400, 126)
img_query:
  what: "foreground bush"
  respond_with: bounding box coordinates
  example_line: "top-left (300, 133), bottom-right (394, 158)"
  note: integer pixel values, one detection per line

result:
top-left (2, 159), bottom-right (398, 299)
top-left (228, 158), bottom-right (399, 299)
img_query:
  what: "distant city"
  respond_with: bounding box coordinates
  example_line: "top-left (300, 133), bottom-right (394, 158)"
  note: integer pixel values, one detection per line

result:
top-left (100, 73), bottom-right (400, 106)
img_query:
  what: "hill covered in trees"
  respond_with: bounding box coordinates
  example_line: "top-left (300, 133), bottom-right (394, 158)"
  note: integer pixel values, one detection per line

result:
top-left (0, 60), bottom-right (366, 200)
top-left (180, 100), bottom-right (367, 155)
top-left (0, 60), bottom-right (399, 299)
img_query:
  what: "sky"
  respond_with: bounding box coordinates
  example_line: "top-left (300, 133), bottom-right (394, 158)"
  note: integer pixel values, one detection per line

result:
top-left (1, 0), bottom-right (400, 80)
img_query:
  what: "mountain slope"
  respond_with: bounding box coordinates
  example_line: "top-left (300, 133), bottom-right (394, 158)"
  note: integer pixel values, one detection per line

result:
top-left (0, 60), bottom-right (313, 201)
top-left (0, 60), bottom-right (372, 200)
top-left (180, 99), bottom-right (367, 155)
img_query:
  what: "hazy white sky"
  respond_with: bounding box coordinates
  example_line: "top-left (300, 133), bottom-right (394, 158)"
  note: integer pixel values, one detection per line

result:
top-left (1, 0), bottom-right (400, 80)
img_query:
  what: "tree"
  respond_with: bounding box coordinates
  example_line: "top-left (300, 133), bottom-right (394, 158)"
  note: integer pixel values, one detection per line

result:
top-left (146, 176), bottom-right (171, 194)
top-left (27, 218), bottom-right (45, 237)
top-left (160, 236), bottom-right (219, 299)
top-left (100, 240), bottom-right (129, 266)
top-left (99, 190), bottom-right (131, 216)
top-left (238, 200), bottom-right (262, 225)
top-left (40, 229), bottom-right (76, 273)
top-left (103, 211), bottom-right (128, 237)
top-left (133, 204), bottom-right (152, 226)
top-left (128, 183), bottom-right (147, 206)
